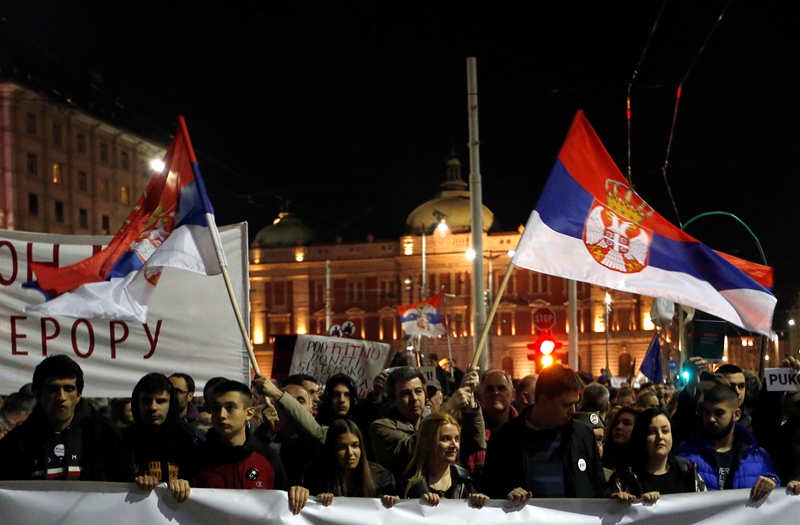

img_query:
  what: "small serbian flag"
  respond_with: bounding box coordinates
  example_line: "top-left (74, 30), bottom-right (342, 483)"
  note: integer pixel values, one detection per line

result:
top-left (25, 116), bottom-right (224, 322)
top-left (398, 292), bottom-right (447, 337)
top-left (512, 110), bottom-right (776, 336)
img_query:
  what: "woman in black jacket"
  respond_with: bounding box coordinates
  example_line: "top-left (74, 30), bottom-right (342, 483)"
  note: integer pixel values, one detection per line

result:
top-left (303, 419), bottom-right (397, 507)
top-left (402, 412), bottom-right (488, 507)
top-left (610, 408), bottom-right (705, 503)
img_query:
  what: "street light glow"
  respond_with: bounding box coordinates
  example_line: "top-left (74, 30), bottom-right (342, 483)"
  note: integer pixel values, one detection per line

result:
top-left (465, 249), bottom-right (476, 260)
top-left (150, 159), bottom-right (165, 172)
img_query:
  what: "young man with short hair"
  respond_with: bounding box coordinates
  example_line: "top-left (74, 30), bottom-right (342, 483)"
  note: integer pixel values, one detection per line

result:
top-left (482, 364), bottom-right (606, 500)
top-left (194, 380), bottom-right (289, 490)
top-left (0, 355), bottom-right (133, 482)
top-left (675, 384), bottom-right (778, 501)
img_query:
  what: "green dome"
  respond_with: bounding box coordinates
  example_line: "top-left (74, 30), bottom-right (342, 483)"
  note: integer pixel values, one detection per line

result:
top-left (252, 212), bottom-right (317, 248)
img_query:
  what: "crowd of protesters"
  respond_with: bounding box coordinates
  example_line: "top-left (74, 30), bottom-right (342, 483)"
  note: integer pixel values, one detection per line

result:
top-left (1, 350), bottom-right (800, 514)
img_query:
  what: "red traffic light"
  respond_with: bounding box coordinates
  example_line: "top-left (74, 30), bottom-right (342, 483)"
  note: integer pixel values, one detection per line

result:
top-left (526, 333), bottom-right (563, 363)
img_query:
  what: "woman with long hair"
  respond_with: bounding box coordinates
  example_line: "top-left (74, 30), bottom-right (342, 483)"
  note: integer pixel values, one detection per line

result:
top-left (602, 406), bottom-right (639, 471)
top-left (303, 419), bottom-right (397, 507)
top-left (402, 412), bottom-right (489, 507)
top-left (611, 408), bottom-right (705, 503)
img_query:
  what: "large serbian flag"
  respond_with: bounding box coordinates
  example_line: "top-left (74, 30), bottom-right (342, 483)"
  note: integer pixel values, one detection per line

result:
top-left (398, 292), bottom-right (447, 337)
top-left (512, 110), bottom-right (776, 336)
top-left (26, 116), bottom-right (225, 322)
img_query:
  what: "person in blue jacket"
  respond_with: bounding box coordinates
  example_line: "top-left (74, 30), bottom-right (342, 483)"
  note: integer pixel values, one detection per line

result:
top-left (674, 383), bottom-right (779, 501)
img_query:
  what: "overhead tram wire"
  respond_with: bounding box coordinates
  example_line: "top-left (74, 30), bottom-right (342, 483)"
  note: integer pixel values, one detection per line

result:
top-left (626, 0), bottom-right (669, 187)
top-left (661, 0), bottom-right (734, 229)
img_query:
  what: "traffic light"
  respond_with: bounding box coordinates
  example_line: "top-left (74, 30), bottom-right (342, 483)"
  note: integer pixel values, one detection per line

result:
top-left (527, 332), bottom-right (563, 370)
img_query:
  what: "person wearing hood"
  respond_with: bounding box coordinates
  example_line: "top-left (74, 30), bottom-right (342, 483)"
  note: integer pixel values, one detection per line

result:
top-left (0, 355), bottom-right (133, 482)
top-left (122, 372), bottom-right (197, 502)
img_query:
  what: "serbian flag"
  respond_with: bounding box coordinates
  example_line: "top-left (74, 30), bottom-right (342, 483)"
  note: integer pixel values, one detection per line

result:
top-left (398, 292), bottom-right (447, 337)
top-left (25, 116), bottom-right (225, 322)
top-left (512, 111), bottom-right (776, 336)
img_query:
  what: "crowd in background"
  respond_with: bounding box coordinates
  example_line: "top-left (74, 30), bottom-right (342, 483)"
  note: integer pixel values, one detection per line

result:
top-left (1, 349), bottom-right (800, 515)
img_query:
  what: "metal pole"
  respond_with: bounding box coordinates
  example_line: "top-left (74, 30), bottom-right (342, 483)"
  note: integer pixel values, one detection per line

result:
top-left (569, 280), bottom-right (579, 369)
top-left (421, 229), bottom-right (427, 301)
top-left (325, 260), bottom-right (332, 331)
top-left (467, 56), bottom-right (486, 372)
top-left (604, 301), bottom-right (610, 375)
top-left (486, 254), bottom-right (493, 365)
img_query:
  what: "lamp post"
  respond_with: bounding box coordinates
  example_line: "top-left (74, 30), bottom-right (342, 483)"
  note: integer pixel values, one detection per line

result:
top-left (466, 248), bottom-right (514, 368)
top-left (604, 291), bottom-right (612, 376)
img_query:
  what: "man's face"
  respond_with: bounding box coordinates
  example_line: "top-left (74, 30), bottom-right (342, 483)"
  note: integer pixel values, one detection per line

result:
top-left (480, 372), bottom-right (514, 416)
top-left (426, 387), bottom-right (443, 413)
top-left (701, 400), bottom-right (739, 440)
top-left (301, 380), bottom-right (320, 416)
top-left (617, 394), bottom-right (635, 407)
top-left (4, 411), bottom-right (29, 431)
top-left (211, 391), bottom-right (253, 440)
top-left (330, 383), bottom-right (351, 416)
top-left (284, 385), bottom-right (313, 415)
top-left (138, 390), bottom-right (170, 426)
top-left (538, 390), bottom-right (580, 428)
top-left (394, 377), bottom-right (426, 423)
top-left (721, 372), bottom-right (746, 407)
top-left (169, 376), bottom-right (193, 411)
top-left (39, 377), bottom-right (81, 430)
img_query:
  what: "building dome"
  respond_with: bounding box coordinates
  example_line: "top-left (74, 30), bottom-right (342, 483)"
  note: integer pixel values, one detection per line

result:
top-left (252, 212), bottom-right (317, 248)
top-left (405, 151), bottom-right (494, 234)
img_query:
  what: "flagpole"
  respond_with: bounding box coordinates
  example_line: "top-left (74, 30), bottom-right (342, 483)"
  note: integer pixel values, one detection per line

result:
top-left (178, 116), bottom-right (262, 377)
top-left (470, 261), bottom-right (515, 371)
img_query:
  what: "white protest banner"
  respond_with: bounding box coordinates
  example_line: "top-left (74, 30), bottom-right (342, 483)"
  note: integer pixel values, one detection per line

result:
top-left (0, 482), bottom-right (799, 525)
top-left (0, 225), bottom-right (250, 397)
top-left (764, 367), bottom-right (800, 391)
top-left (289, 334), bottom-right (390, 397)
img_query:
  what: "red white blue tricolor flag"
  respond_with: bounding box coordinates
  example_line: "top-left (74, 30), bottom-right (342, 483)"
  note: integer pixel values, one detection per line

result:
top-left (398, 292), bottom-right (447, 337)
top-left (512, 111), bottom-right (776, 336)
top-left (25, 116), bottom-right (225, 322)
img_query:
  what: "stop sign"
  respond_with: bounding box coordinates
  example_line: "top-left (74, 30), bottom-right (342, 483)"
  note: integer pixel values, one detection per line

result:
top-left (533, 307), bottom-right (556, 331)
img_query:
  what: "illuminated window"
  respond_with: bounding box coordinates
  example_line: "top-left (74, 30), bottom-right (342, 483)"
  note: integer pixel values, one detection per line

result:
top-left (52, 162), bottom-right (62, 183)
top-left (120, 186), bottom-right (129, 205)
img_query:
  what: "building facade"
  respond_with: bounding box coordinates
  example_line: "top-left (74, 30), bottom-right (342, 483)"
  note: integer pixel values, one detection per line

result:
top-left (0, 82), bottom-right (165, 236)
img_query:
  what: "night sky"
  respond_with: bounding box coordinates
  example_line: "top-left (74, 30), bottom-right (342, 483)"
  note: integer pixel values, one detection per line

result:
top-left (2, 1), bottom-right (799, 323)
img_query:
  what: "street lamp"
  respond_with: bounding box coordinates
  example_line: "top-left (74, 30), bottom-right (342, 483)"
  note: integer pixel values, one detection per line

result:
top-left (604, 291), bottom-right (612, 376)
top-left (421, 217), bottom-right (448, 300)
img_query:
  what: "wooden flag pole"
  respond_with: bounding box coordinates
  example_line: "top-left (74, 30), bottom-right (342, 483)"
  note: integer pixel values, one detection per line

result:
top-left (469, 261), bottom-right (516, 371)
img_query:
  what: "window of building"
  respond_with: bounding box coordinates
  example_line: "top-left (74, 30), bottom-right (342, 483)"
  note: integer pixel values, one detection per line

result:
top-left (120, 151), bottom-right (130, 170)
top-left (120, 186), bottom-right (129, 205)
top-left (52, 124), bottom-right (62, 146)
top-left (25, 113), bottom-right (36, 135)
top-left (101, 215), bottom-right (110, 234)
top-left (55, 201), bottom-right (64, 223)
top-left (99, 143), bottom-right (109, 163)
top-left (77, 133), bottom-right (87, 154)
top-left (28, 194), bottom-right (38, 216)
top-left (79, 208), bottom-right (88, 229)
top-left (78, 171), bottom-right (88, 192)
top-left (26, 153), bottom-right (37, 177)
top-left (141, 164), bottom-right (149, 179)
top-left (52, 162), bottom-right (62, 184)
top-left (100, 179), bottom-right (110, 200)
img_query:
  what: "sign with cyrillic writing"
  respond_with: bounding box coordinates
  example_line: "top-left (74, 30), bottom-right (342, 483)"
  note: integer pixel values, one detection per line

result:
top-left (0, 225), bottom-right (250, 397)
top-left (764, 367), bottom-right (800, 391)
top-left (289, 334), bottom-right (390, 397)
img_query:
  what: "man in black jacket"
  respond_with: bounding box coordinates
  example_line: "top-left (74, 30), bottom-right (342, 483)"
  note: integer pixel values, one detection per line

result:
top-left (123, 372), bottom-right (196, 502)
top-left (482, 364), bottom-right (605, 500)
top-left (0, 354), bottom-right (133, 482)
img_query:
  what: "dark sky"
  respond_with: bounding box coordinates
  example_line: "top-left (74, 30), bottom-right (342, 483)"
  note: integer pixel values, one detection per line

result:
top-left (2, 1), bottom-right (799, 321)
